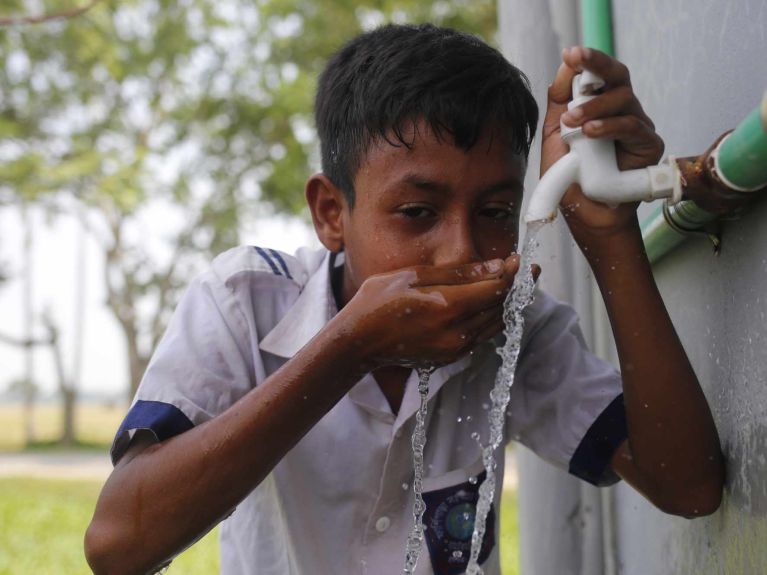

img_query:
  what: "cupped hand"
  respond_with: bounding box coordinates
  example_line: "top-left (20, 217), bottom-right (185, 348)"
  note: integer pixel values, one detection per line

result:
top-left (542, 47), bottom-right (665, 240)
top-left (341, 256), bottom-right (537, 369)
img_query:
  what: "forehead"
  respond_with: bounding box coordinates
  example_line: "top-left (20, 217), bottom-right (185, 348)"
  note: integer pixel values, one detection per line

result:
top-left (353, 122), bottom-right (526, 201)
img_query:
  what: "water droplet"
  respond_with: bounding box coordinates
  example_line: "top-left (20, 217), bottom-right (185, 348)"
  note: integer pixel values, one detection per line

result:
top-left (456, 417), bottom-right (463, 423)
top-left (471, 432), bottom-right (480, 441)
top-left (468, 476), bottom-right (478, 485)
top-left (452, 550), bottom-right (463, 558)
top-left (465, 415), bottom-right (472, 422)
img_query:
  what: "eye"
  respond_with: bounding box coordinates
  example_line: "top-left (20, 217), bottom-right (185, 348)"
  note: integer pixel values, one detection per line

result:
top-left (399, 205), bottom-right (435, 219)
top-left (479, 203), bottom-right (515, 220)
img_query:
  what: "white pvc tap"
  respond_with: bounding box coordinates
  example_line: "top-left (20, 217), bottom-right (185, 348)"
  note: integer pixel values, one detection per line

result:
top-left (525, 71), bottom-right (682, 223)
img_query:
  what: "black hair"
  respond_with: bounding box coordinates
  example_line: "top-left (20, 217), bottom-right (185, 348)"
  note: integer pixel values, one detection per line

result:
top-left (314, 23), bottom-right (538, 206)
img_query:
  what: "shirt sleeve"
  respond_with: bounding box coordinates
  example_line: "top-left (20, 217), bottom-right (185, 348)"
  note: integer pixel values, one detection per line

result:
top-left (110, 263), bottom-right (267, 465)
top-left (505, 289), bottom-right (627, 487)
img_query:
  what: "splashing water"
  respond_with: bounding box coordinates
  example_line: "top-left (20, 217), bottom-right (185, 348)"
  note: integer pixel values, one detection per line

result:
top-left (466, 222), bottom-right (544, 574)
top-left (403, 366), bottom-right (435, 574)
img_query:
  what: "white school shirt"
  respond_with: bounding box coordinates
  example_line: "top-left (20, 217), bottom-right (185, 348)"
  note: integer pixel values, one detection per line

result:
top-left (112, 246), bottom-right (627, 575)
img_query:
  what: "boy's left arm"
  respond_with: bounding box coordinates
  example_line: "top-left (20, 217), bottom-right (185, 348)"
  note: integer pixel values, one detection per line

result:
top-left (543, 47), bottom-right (725, 517)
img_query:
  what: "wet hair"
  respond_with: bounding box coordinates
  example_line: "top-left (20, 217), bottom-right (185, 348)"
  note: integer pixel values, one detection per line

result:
top-left (314, 23), bottom-right (538, 206)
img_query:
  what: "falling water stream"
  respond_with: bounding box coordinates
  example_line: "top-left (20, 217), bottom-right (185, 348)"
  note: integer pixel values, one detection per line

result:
top-left (466, 221), bottom-right (543, 574)
top-left (403, 222), bottom-right (544, 574)
top-left (403, 366), bottom-right (435, 574)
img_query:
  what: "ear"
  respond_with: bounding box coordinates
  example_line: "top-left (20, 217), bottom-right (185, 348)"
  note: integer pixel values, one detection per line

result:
top-left (305, 173), bottom-right (347, 253)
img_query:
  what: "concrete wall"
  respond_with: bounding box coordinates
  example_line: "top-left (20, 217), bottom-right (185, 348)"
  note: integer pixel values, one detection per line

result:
top-left (499, 0), bottom-right (767, 573)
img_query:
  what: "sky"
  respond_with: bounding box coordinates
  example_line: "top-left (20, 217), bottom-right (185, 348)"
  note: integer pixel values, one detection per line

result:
top-left (0, 204), bottom-right (319, 402)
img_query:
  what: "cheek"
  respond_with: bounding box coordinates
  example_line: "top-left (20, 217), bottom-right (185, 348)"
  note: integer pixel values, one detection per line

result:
top-left (478, 225), bottom-right (519, 257)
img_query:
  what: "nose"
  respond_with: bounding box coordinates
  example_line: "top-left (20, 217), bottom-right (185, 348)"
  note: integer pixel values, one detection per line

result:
top-left (431, 215), bottom-right (482, 268)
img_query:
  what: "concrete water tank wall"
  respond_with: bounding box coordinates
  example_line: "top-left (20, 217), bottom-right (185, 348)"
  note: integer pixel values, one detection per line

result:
top-left (612, 2), bottom-right (767, 573)
top-left (499, 0), bottom-right (767, 573)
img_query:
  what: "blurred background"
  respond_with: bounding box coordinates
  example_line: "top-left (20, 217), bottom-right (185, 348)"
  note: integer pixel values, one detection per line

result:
top-left (0, 1), bottom-right (521, 573)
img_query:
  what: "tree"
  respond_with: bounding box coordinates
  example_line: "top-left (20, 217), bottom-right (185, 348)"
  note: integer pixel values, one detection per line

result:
top-left (0, 0), bottom-right (497, 404)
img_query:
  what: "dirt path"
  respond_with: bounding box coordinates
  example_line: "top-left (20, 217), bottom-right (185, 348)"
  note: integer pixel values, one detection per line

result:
top-left (0, 451), bottom-right (113, 481)
top-left (0, 449), bottom-right (518, 488)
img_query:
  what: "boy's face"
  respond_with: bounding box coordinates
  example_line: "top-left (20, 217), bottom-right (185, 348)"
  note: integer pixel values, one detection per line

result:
top-left (340, 121), bottom-right (526, 304)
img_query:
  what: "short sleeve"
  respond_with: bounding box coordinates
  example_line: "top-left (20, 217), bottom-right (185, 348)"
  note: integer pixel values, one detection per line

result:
top-left (110, 267), bottom-right (263, 465)
top-left (505, 290), bottom-right (627, 487)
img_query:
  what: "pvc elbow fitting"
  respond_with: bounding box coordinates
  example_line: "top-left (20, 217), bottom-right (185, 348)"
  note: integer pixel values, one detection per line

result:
top-left (525, 73), bottom-right (681, 223)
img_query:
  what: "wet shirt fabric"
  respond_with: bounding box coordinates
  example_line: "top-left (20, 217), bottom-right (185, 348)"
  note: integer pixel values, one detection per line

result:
top-left (111, 246), bottom-right (627, 575)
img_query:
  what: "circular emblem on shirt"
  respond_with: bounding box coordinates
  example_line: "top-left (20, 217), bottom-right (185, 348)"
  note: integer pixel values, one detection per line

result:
top-left (444, 502), bottom-right (475, 540)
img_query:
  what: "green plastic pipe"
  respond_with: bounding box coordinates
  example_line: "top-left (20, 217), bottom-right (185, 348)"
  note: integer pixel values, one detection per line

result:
top-left (642, 93), bottom-right (767, 264)
top-left (580, 0), bottom-right (615, 56)
top-left (579, 1), bottom-right (765, 265)
top-left (715, 93), bottom-right (767, 190)
top-left (640, 201), bottom-right (718, 265)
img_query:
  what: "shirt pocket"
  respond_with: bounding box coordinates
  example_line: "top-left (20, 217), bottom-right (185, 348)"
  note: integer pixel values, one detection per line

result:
top-left (420, 457), bottom-right (496, 575)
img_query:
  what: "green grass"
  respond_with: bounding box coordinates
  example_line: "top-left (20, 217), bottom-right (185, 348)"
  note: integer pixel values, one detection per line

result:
top-left (0, 477), bottom-right (519, 574)
top-left (500, 487), bottom-right (520, 575)
top-left (0, 478), bottom-right (219, 574)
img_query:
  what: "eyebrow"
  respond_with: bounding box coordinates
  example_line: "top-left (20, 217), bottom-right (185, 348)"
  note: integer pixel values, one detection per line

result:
top-left (399, 174), bottom-right (523, 197)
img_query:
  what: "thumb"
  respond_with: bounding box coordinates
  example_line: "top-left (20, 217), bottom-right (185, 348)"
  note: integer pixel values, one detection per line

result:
top-left (543, 62), bottom-right (576, 136)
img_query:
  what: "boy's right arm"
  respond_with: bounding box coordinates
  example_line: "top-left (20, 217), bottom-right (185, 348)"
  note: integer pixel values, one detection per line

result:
top-left (84, 257), bottom-right (518, 575)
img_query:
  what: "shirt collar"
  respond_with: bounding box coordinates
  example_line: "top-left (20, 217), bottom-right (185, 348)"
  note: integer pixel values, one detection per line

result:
top-left (259, 250), bottom-right (338, 358)
top-left (259, 249), bottom-right (479, 425)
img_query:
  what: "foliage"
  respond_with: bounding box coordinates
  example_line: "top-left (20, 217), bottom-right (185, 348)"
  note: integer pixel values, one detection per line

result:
top-left (0, 0), bottom-right (497, 397)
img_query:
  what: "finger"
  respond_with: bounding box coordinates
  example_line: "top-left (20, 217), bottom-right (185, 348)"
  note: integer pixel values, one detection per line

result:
top-left (458, 302), bottom-right (504, 330)
top-left (429, 275), bottom-right (512, 319)
top-left (548, 61), bottom-right (577, 106)
top-left (582, 115), bottom-right (664, 152)
top-left (449, 304), bottom-right (505, 354)
top-left (474, 317), bottom-right (505, 344)
top-left (408, 258), bottom-right (506, 288)
top-left (561, 86), bottom-right (651, 129)
top-left (532, 264), bottom-right (541, 283)
top-left (503, 254), bottom-right (521, 277)
top-left (562, 46), bottom-right (631, 88)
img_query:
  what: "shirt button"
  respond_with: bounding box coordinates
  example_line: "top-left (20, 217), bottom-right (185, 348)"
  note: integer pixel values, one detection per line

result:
top-left (375, 516), bottom-right (391, 532)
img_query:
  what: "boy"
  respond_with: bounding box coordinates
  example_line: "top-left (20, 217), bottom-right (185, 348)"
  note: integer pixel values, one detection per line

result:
top-left (85, 24), bottom-right (724, 575)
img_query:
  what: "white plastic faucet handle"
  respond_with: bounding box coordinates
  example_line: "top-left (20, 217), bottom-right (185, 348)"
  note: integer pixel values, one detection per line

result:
top-left (578, 70), bottom-right (605, 95)
top-left (569, 72), bottom-right (605, 112)
top-left (524, 70), bottom-right (679, 223)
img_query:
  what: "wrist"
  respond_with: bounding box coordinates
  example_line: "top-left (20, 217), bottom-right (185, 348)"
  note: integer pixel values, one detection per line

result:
top-left (319, 302), bottom-right (382, 376)
top-left (573, 218), bottom-right (648, 272)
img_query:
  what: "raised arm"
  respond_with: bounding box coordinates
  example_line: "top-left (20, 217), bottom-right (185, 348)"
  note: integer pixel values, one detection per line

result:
top-left (542, 47), bottom-right (724, 516)
top-left (84, 257), bottom-right (518, 575)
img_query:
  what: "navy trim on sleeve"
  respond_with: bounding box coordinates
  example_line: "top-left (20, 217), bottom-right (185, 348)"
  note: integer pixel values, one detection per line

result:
top-left (568, 393), bottom-right (627, 487)
top-left (254, 246), bottom-right (282, 276)
top-left (110, 400), bottom-right (195, 465)
top-left (268, 248), bottom-right (292, 280)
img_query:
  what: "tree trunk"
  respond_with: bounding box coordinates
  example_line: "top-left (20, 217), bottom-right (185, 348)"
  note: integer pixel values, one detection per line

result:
top-left (127, 338), bottom-right (149, 401)
top-left (61, 387), bottom-right (77, 447)
top-left (44, 313), bottom-right (77, 447)
top-left (21, 204), bottom-right (37, 444)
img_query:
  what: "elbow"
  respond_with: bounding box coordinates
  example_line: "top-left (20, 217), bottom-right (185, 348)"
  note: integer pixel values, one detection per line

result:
top-left (85, 518), bottom-right (155, 575)
top-left (84, 518), bottom-right (121, 575)
top-left (652, 477), bottom-right (724, 519)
